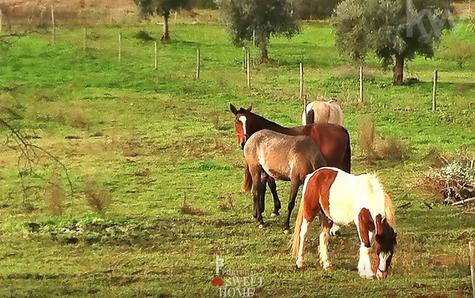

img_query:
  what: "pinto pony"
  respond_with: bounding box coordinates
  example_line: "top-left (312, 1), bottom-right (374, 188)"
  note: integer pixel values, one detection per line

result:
top-left (229, 104), bottom-right (351, 228)
top-left (302, 100), bottom-right (344, 126)
top-left (243, 130), bottom-right (326, 231)
top-left (291, 167), bottom-right (397, 279)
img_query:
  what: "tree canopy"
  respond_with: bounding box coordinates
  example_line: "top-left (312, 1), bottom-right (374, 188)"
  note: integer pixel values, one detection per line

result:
top-left (134, 0), bottom-right (192, 42)
top-left (223, 0), bottom-right (300, 63)
top-left (332, 0), bottom-right (453, 85)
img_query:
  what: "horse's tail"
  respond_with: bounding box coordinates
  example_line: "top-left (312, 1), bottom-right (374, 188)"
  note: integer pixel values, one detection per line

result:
top-left (343, 128), bottom-right (351, 173)
top-left (242, 163), bottom-right (252, 192)
top-left (302, 101), bottom-right (314, 125)
top-left (384, 193), bottom-right (396, 229)
top-left (291, 190), bottom-right (306, 257)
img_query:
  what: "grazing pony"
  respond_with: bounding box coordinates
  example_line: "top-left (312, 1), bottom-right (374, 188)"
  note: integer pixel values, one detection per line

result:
top-left (291, 167), bottom-right (397, 279)
top-left (243, 130), bottom-right (326, 231)
top-left (230, 104), bottom-right (351, 225)
top-left (302, 100), bottom-right (344, 126)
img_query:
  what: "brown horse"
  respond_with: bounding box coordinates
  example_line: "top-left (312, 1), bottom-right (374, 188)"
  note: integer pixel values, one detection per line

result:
top-left (291, 167), bottom-right (397, 279)
top-left (230, 104), bottom-right (351, 226)
top-left (243, 129), bottom-right (326, 231)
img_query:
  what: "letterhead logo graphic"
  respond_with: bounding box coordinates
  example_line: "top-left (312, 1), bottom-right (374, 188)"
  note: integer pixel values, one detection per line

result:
top-left (406, 0), bottom-right (454, 39)
top-left (211, 255), bottom-right (225, 287)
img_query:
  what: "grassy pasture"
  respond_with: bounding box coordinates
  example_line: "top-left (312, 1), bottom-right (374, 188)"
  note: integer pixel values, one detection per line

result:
top-left (0, 20), bottom-right (474, 297)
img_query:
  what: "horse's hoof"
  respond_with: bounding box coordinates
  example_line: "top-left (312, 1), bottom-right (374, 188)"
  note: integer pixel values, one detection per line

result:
top-left (258, 224), bottom-right (264, 229)
top-left (329, 225), bottom-right (341, 236)
top-left (270, 212), bottom-right (279, 217)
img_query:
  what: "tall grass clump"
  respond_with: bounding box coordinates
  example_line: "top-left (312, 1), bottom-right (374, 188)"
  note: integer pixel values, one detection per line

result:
top-left (358, 117), bottom-right (410, 161)
top-left (44, 173), bottom-right (65, 216)
top-left (84, 178), bottom-right (112, 215)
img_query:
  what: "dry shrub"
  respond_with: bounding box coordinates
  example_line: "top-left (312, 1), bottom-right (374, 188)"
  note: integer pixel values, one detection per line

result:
top-left (358, 117), bottom-right (376, 160)
top-left (376, 137), bottom-right (410, 161)
top-left (84, 178), bottom-right (112, 214)
top-left (424, 148), bottom-right (449, 168)
top-left (418, 153), bottom-right (475, 204)
top-left (69, 108), bottom-right (88, 128)
top-left (44, 173), bottom-right (65, 216)
top-left (358, 118), bottom-right (409, 161)
top-left (218, 194), bottom-right (234, 211)
top-left (106, 133), bottom-right (142, 157)
top-left (181, 198), bottom-right (205, 216)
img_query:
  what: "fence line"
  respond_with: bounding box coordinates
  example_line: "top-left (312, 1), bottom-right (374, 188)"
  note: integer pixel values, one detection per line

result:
top-left (11, 27), bottom-right (451, 102)
top-left (51, 5), bottom-right (55, 44)
top-left (299, 63), bottom-right (304, 99)
top-left (154, 41), bottom-right (158, 70)
top-left (359, 65), bottom-right (364, 104)
top-left (432, 70), bottom-right (438, 111)
top-left (118, 32), bottom-right (122, 63)
top-left (196, 48), bottom-right (201, 80)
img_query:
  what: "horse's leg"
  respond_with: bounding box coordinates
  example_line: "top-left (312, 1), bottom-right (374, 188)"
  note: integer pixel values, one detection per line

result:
top-left (267, 177), bottom-right (281, 217)
top-left (250, 167), bottom-right (265, 227)
top-left (356, 218), bottom-right (375, 279)
top-left (296, 217), bottom-right (311, 269)
top-left (318, 214), bottom-right (333, 271)
top-left (259, 172), bottom-right (267, 215)
top-left (284, 180), bottom-right (300, 233)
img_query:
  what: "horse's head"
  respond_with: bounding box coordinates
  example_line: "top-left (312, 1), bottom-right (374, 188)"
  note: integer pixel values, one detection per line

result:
top-left (229, 103), bottom-right (253, 149)
top-left (373, 215), bottom-right (397, 279)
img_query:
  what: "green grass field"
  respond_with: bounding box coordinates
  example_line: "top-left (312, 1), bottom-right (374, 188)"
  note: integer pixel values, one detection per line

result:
top-left (0, 20), bottom-right (474, 297)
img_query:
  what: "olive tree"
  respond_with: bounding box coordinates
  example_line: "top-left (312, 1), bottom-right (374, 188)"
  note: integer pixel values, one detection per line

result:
top-left (222, 0), bottom-right (300, 63)
top-left (332, 0), bottom-right (453, 85)
top-left (134, 0), bottom-right (192, 42)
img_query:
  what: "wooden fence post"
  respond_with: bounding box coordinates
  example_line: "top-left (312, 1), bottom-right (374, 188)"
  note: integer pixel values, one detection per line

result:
top-left (252, 30), bottom-right (256, 66)
top-left (432, 70), bottom-right (438, 111)
top-left (83, 27), bottom-right (87, 52)
top-left (0, 10), bottom-right (3, 33)
top-left (154, 41), bottom-right (158, 70)
top-left (299, 62), bottom-right (304, 99)
top-left (118, 32), bottom-right (122, 63)
top-left (359, 65), bottom-right (364, 104)
top-left (195, 48), bottom-right (201, 79)
top-left (242, 47), bottom-right (246, 72)
top-left (246, 47), bottom-right (251, 89)
top-left (51, 5), bottom-right (55, 44)
top-left (470, 241), bottom-right (475, 298)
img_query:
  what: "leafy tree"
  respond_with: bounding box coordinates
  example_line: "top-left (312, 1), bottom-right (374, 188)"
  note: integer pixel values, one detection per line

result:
top-left (134, 0), bottom-right (192, 42)
top-left (223, 0), bottom-right (300, 63)
top-left (293, 0), bottom-right (341, 20)
top-left (332, 0), bottom-right (453, 85)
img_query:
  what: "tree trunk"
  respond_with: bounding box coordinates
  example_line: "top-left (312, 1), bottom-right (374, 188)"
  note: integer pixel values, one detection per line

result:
top-left (161, 12), bottom-right (170, 42)
top-left (393, 55), bottom-right (404, 85)
top-left (259, 36), bottom-right (269, 64)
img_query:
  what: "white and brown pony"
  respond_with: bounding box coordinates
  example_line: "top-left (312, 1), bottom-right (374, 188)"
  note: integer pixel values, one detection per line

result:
top-left (302, 100), bottom-right (344, 126)
top-left (243, 129), bottom-right (327, 232)
top-left (291, 167), bottom-right (397, 279)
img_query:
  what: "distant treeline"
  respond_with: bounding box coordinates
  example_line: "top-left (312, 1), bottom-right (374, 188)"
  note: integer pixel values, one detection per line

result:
top-left (197, 0), bottom-right (341, 20)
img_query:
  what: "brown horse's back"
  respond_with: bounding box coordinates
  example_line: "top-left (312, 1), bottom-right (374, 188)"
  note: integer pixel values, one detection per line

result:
top-left (300, 123), bottom-right (351, 173)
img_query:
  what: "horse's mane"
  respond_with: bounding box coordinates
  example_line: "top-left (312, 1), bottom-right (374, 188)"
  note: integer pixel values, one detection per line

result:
top-left (368, 174), bottom-right (396, 230)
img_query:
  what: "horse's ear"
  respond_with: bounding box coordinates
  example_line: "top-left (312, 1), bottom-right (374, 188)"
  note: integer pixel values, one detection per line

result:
top-left (375, 215), bottom-right (384, 236)
top-left (246, 104), bottom-right (252, 112)
top-left (229, 104), bottom-right (238, 115)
